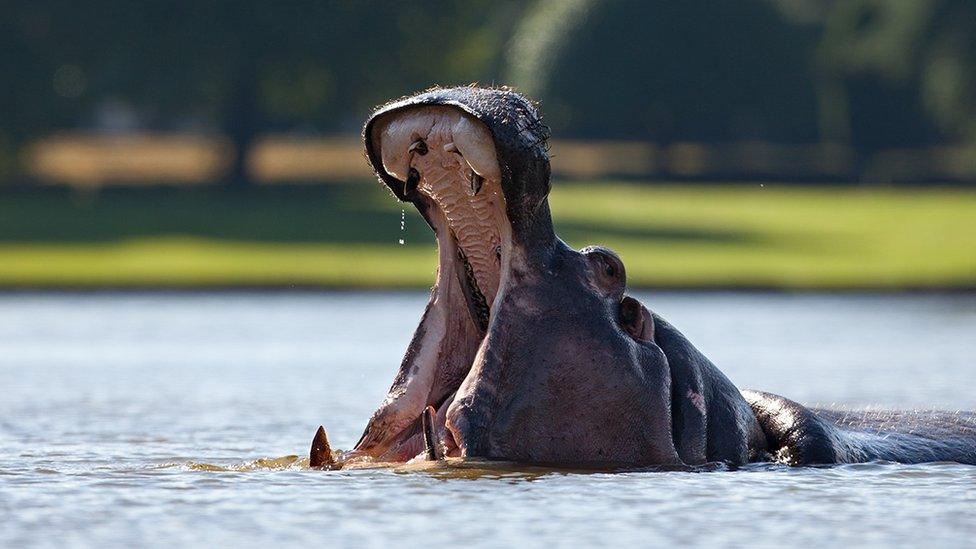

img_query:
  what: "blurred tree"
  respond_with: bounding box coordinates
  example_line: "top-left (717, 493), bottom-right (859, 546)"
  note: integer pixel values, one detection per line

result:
top-left (504, 0), bottom-right (821, 143)
top-left (0, 0), bottom-right (524, 187)
top-left (0, 1), bottom-right (101, 181)
top-left (3, 0), bottom-right (974, 186)
top-left (818, 0), bottom-right (976, 152)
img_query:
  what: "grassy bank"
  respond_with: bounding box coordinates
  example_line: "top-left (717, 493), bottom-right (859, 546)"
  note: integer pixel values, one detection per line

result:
top-left (1, 183), bottom-right (974, 289)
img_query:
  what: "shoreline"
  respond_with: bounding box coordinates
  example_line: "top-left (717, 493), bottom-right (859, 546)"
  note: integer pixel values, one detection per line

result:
top-left (2, 284), bottom-right (974, 295)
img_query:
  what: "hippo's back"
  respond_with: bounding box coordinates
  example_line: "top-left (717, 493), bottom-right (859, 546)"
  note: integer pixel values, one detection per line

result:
top-left (744, 390), bottom-right (976, 465)
top-left (813, 408), bottom-right (976, 440)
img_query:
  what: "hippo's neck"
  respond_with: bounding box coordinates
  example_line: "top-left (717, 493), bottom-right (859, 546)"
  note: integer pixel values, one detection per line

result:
top-left (508, 198), bottom-right (558, 254)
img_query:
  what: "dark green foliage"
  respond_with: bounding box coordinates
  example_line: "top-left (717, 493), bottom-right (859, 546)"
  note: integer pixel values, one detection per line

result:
top-left (506, 0), bottom-right (820, 143)
top-left (0, 1), bottom-right (526, 184)
top-left (0, 0), bottom-right (973, 183)
top-left (819, 0), bottom-right (976, 150)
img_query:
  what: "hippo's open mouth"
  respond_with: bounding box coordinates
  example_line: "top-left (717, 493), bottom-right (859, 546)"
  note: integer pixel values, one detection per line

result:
top-left (349, 105), bottom-right (514, 462)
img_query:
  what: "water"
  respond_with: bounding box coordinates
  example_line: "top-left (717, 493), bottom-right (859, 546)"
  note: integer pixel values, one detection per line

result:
top-left (2, 292), bottom-right (975, 548)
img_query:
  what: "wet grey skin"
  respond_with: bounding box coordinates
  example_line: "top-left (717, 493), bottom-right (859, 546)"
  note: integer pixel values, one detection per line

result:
top-left (310, 86), bottom-right (976, 469)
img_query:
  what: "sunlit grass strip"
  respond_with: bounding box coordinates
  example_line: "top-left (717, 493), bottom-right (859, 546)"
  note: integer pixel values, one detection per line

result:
top-left (0, 183), bottom-right (973, 289)
top-left (0, 238), bottom-right (438, 288)
top-left (549, 184), bottom-right (976, 289)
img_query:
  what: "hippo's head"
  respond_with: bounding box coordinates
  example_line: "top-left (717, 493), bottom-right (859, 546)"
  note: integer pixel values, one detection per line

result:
top-left (338, 87), bottom-right (745, 468)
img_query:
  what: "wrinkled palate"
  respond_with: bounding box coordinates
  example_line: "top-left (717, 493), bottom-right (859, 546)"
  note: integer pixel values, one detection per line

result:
top-left (378, 106), bottom-right (506, 311)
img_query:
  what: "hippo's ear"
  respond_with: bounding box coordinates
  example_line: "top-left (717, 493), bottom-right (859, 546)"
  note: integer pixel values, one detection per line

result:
top-left (619, 296), bottom-right (654, 342)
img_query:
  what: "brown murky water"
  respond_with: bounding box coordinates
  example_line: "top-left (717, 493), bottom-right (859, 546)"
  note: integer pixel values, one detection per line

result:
top-left (2, 292), bottom-right (975, 547)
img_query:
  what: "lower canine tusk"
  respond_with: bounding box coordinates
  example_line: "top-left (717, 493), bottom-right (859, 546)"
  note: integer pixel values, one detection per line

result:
top-left (422, 406), bottom-right (441, 461)
top-left (309, 425), bottom-right (337, 469)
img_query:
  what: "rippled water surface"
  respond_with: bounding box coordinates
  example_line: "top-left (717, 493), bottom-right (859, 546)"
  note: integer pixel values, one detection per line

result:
top-left (2, 292), bottom-right (975, 547)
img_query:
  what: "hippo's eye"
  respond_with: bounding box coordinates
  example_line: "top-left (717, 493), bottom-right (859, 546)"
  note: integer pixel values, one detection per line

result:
top-left (581, 246), bottom-right (625, 290)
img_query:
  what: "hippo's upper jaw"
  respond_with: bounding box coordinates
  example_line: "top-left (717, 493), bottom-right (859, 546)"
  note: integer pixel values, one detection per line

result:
top-left (371, 105), bottom-right (508, 336)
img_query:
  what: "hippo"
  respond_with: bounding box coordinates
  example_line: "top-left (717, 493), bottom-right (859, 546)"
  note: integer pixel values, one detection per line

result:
top-left (310, 86), bottom-right (976, 469)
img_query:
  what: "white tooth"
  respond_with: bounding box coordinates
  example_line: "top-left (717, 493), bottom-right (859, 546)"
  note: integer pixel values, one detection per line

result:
top-left (452, 115), bottom-right (501, 182)
top-left (376, 114), bottom-right (419, 183)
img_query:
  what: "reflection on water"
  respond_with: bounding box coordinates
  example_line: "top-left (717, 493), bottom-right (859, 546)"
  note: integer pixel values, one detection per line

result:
top-left (1, 292), bottom-right (975, 547)
top-left (174, 455), bottom-right (306, 472)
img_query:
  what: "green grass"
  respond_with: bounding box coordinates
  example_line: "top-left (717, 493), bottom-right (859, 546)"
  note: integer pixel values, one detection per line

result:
top-left (1, 182), bottom-right (974, 289)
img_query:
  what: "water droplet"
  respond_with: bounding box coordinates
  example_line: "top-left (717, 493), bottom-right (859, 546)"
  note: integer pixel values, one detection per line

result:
top-left (398, 209), bottom-right (406, 245)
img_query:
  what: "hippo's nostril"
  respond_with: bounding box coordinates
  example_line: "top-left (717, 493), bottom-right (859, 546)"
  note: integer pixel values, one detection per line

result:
top-left (619, 295), bottom-right (654, 342)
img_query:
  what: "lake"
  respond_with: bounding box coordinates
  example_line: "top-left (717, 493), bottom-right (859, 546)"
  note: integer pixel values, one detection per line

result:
top-left (2, 292), bottom-right (975, 547)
